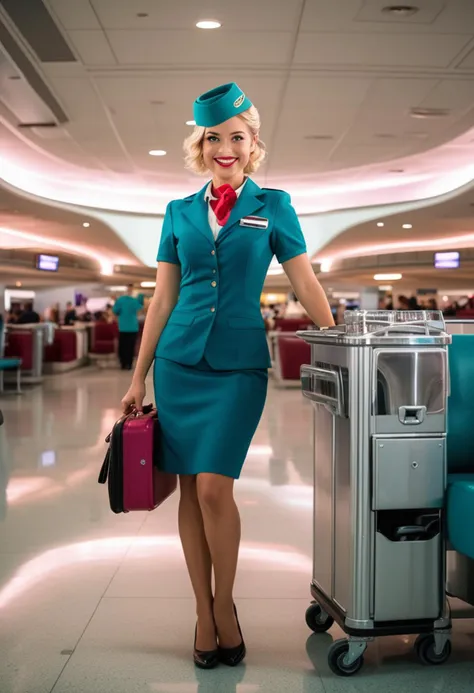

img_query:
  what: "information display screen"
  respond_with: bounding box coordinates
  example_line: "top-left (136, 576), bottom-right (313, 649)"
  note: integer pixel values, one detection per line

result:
top-left (434, 251), bottom-right (460, 269)
top-left (36, 254), bottom-right (59, 272)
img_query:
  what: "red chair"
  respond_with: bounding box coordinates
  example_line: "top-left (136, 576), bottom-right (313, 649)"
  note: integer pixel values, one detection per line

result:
top-left (5, 332), bottom-right (33, 370)
top-left (90, 323), bottom-right (118, 355)
top-left (275, 335), bottom-right (311, 382)
top-left (44, 330), bottom-right (77, 363)
top-left (274, 317), bottom-right (313, 332)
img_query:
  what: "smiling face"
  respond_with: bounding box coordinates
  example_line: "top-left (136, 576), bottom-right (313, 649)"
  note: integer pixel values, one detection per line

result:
top-left (202, 115), bottom-right (257, 187)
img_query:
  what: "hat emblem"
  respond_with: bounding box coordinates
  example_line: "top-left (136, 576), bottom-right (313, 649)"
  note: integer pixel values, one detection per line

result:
top-left (233, 94), bottom-right (245, 108)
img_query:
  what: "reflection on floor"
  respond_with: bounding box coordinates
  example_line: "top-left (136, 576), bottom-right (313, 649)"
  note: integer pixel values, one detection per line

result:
top-left (0, 367), bottom-right (473, 693)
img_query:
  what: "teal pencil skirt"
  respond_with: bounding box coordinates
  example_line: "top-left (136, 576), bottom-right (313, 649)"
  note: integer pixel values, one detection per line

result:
top-left (153, 357), bottom-right (268, 479)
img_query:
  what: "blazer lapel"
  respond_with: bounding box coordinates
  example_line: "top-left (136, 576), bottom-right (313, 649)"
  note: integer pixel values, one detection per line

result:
top-left (216, 178), bottom-right (266, 245)
top-left (182, 182), bottom-right (215, 248)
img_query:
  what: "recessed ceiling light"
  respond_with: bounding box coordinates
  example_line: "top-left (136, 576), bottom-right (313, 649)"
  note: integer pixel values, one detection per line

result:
top-left (377, 222), bottom-right (385, 227)
top-left (16, 281), bottom-right (22, 287)
top-left (320, 260), bottom-right (332, 273)
top-left (137, 12), bottom-right (149, 17)
top-left (149, 149), bottom-right (167, 156)
top-left (186, 120), bottom-right (196, 126)
top-left (402, 223), bottom-right (413, 229)
top-left (374, 133), bottom-right (397, 139)
top-left (196, 20), bottom-right (221, 29)
top-left (83, 222), bottom-right (90, 228)
top-left (141, 281), bottom-right (156, 288)
top-left (382, 5), bottom-right (419, 17)
top-left (410, 107), bottom-right (450, 119)
top-left (150, 100), bottom-right (165, 106)
top-left (304, 134), bottom-right (334, 140)
top-left (389, 168), bottom-right (404, 173)
top-left (374, 273), bottom-right (402, 281)
top-left (9, 75), bottom-right (21, 80)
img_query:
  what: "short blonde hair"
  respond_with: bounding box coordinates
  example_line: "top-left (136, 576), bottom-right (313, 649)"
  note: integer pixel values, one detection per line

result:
top-left (183, 105), bottom-right (266, 176)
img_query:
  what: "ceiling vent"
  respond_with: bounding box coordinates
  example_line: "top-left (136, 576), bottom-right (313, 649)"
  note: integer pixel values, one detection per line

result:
top-left (1, 0), bottom-right (76, 62)
top-left (0, 22), bottom-right (68, 124)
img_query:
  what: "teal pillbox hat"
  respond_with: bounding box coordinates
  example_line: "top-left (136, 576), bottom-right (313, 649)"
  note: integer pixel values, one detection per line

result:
top-left (193, 82), bottom-right (253, 127)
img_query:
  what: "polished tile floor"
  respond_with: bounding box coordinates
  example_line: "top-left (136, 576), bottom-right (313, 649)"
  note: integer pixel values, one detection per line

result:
top-left (1, 367), bottom-right (474, 693)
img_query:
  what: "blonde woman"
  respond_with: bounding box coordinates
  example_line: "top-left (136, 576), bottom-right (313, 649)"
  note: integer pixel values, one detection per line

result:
top-left (121, 83), bottom-right (334, 669)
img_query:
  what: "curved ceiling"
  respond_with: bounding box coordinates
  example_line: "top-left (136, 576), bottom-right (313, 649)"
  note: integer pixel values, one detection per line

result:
top-left (317, 180), bottom-right (474, 263)
top-left (1, 0), bottom-right (474, 213)
top-left (0, 183), bottom-right (140, 274)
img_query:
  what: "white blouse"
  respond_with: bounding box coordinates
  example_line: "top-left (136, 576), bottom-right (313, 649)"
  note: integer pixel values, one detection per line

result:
top-left (204, 178), bottom-right (247, 241)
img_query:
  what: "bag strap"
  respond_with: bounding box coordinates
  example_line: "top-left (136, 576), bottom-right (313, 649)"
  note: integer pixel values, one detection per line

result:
top-left (98, 447), bottom-right (111, 484)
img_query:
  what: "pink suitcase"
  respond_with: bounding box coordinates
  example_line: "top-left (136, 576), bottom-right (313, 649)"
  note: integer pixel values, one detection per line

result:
top-left (99, 405), bottom-right (177, 513)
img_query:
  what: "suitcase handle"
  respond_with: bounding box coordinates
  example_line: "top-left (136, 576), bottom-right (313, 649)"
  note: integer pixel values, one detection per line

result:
top-left (105, 404), bottom-right (155, 443)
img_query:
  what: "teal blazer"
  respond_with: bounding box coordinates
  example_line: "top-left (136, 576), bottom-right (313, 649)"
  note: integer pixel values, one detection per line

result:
top-left (156, 178), bottom-right (307, 370)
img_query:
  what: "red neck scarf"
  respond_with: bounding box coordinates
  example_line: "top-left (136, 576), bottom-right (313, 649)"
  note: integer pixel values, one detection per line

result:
top-left (210, 184), bottom-right (238, 226)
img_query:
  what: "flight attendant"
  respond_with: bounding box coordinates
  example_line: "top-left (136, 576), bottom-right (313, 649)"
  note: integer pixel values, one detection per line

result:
top-left (121, 83), bottom-right (334, 669)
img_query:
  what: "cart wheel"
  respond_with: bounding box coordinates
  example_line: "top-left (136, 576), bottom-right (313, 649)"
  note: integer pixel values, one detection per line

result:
top-left (415, 634), bottom-right (452, 666)
top-left (328, 639), bottom-right (364, 677)
top-left (305, 603), bottom-right (334, 633)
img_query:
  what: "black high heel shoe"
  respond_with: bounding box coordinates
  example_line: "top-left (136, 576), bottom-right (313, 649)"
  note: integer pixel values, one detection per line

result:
top-left (217, 603), bottom-right (246, 667)
top-left (193, 622), bottom-right (219, 669)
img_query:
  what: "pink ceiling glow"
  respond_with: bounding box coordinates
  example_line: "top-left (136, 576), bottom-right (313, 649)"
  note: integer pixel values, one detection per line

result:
top-left (2, 125), bottom-right (474, 216)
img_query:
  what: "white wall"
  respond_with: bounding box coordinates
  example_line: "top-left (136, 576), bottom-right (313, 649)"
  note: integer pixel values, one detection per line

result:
top-left (34, 284), bottom-right (104, 314)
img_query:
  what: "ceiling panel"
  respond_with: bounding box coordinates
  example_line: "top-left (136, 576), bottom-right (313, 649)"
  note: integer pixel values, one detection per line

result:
top-left (68, 30), bottom-right (117, 66)
top-left (105, 29), bottom-right (294, 66)
top-left (302, 0), bottom-right (474, 34)
top-left (355, 0), bottom-right (446, 26)
top-left (47, 76), bottom-right (108, 120)
top-left (46, 0), bottom-right (102, 30)
top-left (89, 0), bottom-right (303, 32)
top-left (97, 73), bottom-right (283, 147)
top-left (420, 79), bottom-right (474, 111)
top-left (294, 32), bottom-right (470, 68)
top-left (457, 45), bottom-right (474, 69)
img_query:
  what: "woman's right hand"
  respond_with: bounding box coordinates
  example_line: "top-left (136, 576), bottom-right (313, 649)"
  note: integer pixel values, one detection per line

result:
top-left (121, 379), bottom-right (146, 414)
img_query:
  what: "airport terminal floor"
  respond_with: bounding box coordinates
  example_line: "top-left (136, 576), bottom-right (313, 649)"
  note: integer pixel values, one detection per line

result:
top-left (1, 367), bottom-right (474, 693)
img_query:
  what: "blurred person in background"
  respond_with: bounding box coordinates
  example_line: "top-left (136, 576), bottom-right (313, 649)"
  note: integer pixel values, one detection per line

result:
top-left (397, 295), bottom-right (410, 310)
top-left (105, 303), bottom-right (115, 323)
top-left (64, 302), bottom-right (77, 326)
top-left (17, 302), bottom-right (40, 324)
top-left (113, 284), bottom-right (142, 370)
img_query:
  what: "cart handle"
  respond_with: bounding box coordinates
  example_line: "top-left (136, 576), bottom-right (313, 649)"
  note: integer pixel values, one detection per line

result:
top-left (300, 365), bottom-right (345, 417)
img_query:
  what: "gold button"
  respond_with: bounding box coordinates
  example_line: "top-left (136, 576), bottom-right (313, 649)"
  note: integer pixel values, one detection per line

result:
top-left (211, 281), bottom-right (217, 287)
top-left (211, 250), bottom-right (216, 255)
top-left (210, 307), bottom-right (215, 313)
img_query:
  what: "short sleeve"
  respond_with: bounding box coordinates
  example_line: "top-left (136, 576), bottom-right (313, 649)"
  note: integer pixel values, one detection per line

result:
top-left (157, 202), bottom-right (180, 265)
top-left (271, 192), bottom-right (307, 264)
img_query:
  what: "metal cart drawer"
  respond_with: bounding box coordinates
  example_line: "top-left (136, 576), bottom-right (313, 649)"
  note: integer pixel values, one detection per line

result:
top-left (372, 438), bottom-right (445, 510)
top-left (374, 532), bottom-right (441, 622)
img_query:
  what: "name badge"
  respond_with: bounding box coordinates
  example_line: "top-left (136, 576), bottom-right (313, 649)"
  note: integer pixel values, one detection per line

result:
top-left (239, 216), bottom-right (269, 229)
